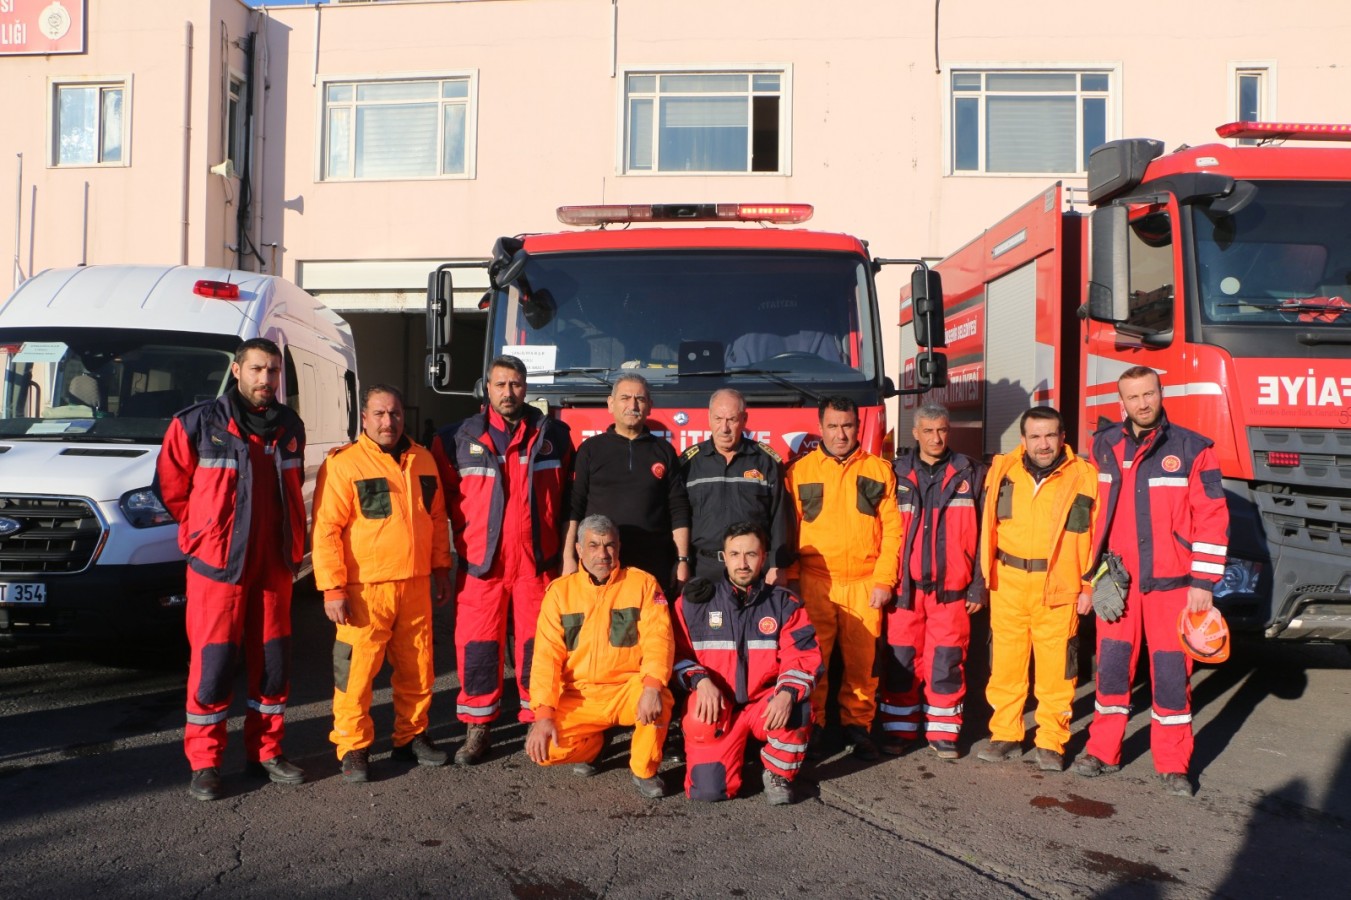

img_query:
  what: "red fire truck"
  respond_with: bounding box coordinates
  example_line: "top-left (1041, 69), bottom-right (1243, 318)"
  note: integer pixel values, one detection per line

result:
top-left (428, 203), bottom-right (943, 461)
top-left (900, 123), bottom-right (1351, 642)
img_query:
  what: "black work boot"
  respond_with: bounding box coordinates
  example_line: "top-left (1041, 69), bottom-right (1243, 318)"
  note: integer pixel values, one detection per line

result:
top-left (189, 767), bottom-right (222, 801)
top-left (392, 733), bottom-right (449, 767)
top-left (844, 725), bottom-right (879, 761)
top-left (246, 755), bottom-right (306, 784)
top-left (341, 749), bottom-right (370, 784)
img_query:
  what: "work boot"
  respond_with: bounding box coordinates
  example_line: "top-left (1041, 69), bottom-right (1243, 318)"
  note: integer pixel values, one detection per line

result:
top-left (845, 725), bottom-right (879, 761)
top-left (929, 739), bottom-right (960, 760)
top-left (632, 773), bottom-right (665, 799)
top-left (1035, 748), bottom-right (1065, 772)
top-left (976, 739), bottom-right (1021, 762)
top-left (341, 749), bottom-right (370, 784)
top-left (455, 724), bottom-right (492, 766)
top-left (245, 755), bottom-right (306, 785)
top-left (188, 767), bottom-right (222, 802)
top-left (571, 762), bottom-right (598, 778)
top-left (1160, 772), bottom-right (1193, 797)
top-left (1072, 754), bottom-right (1120, 778)
top-left (392, 733), bottom-right (449, 767)
top-left (762, 769), bottom-right (794, 806)
top-left (880, 735), bottom-right (916, 756)
top-left (806, 727), bottom-right (829, 761)
top-left (664, 718), bottom-right (686, 764)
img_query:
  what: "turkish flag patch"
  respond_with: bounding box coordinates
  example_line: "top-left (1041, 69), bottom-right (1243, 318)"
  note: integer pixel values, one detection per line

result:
top-left (651, 462), bottom-right (666, 479)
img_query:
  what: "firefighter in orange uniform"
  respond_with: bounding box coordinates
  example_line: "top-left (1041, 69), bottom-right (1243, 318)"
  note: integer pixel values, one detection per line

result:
top-left (312, 385), bottom-right (453, 783)
top-left (976, 406), bottom-right (1098, 772)
top-left (525, 514), bottom-right (674, 799)
top-left (784, 396), bottom-right (902, 760)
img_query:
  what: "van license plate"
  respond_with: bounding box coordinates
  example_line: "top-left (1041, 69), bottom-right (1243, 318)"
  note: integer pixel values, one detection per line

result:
top-left (0, 582), bottom-right (46, 605)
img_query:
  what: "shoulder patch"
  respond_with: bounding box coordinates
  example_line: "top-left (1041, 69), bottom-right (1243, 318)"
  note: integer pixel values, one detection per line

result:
top-left (682, 444), bottom-right (701, 461)
top-left (757, 441), bottom-right (782, 463)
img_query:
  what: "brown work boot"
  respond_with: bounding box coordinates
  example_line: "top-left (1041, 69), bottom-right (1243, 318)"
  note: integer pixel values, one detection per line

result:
top-left (1072, 754), bottom-right (1120, 778)
top-left (1160, 772), bottom-right (1193, 797)
top-left (976, 739), bottom-right (1021, 762)
top-left (844, 725), bottom-right (879, 761)
top-left (454, 724), bottom-right (492, 766)
top-left (928, 739), bottom-right (960, 760)
top-left (1035, 747), bottom-right (1065, 772)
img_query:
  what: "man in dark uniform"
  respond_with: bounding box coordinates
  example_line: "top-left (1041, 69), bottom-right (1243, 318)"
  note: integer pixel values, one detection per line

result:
top-left (679, 389), bottom-right (793, 583)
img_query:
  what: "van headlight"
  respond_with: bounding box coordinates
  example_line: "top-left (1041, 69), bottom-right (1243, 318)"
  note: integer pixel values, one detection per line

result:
top-left (120, 488), bottom-right (175, 528)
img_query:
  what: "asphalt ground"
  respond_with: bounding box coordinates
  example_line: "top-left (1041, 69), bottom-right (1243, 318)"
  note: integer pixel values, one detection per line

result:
top-left (2, 584), bottom-right (1349, 899)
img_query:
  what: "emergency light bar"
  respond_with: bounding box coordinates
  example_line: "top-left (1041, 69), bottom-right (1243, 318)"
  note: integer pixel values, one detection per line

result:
top-left (556, 203), bottom-right (814, 227)
top-left (193, 279), bottom-right (240, 299)
top-left (1216, 121), bottom-right (1351, 142)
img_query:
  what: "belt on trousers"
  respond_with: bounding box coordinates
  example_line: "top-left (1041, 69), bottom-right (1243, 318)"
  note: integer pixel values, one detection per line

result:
top-left (696, 548), bottom-right (723, 561)
top-left (997, 550), bottom-right (1049, 573)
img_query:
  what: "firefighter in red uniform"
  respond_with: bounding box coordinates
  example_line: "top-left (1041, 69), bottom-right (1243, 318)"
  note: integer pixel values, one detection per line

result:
top-left (674, 522), bottom-right (823, 805)
top-left (155, 338), bottom-right (307, 801)
top-left (1074, 367), bottom-right (1229, 797)
top-left (880, 402), bottom-right (986, 759)
top-left (432, 355), bottom-right (573, 766)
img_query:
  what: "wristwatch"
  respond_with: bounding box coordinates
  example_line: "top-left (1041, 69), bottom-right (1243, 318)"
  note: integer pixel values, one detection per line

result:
top-left (676, 555), bottom-right (691, 563)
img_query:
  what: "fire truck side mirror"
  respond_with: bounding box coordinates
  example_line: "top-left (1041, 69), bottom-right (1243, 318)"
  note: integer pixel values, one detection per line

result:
top-left (1087, 206), bottom-right (1131, 323)
top-left (427, 266), bottom-right (455, 352)
top-left (910, 267), bottom-right (947, 348)
top-left (426, 352), bottom-right (453, 391)
top-left (917, 350), bottom-right (948, 390)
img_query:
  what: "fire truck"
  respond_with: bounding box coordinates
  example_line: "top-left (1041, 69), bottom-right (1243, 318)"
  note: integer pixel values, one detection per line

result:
top-left (426, 203), bottom-right (944, 461)
top-left (900, 123), bottom-right (1351, 642)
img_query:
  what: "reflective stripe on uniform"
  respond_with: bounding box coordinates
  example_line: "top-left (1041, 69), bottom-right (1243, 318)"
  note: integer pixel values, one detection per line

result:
top-left (923, 702), bottom-right (963, 717)
top-left (684, 476), bottom-right (771, 489)
top-left (926, 721), bottom-right (961, 734)
top-left (1193, 561), bottom-right (1226, 575)
top-left (1099, 472), bottom-right (1113, 482)
top-left (1148, 477), bottom-right (1189, 488)
top-left (280, 458), bottom-right (303, 470)
top-left (459, 467), bottom-right (497, 478)
top-left (882, 721), bottom-right (920, 732)
top-left (532, 459), bottom-right (562, 472)
top-left (1095, 701), bottom-right (1131, 716)
top-left (746, 640), bottom-right (777, 650)
top-left (1152, 711), bottom-right (1192, 725)
top-left (761, 748), bottom-right (804, 772)
top-left (247, 700), bottom-right (285, 715)
top-left (777, 675), bottom-right (813, 692)
top-left (198, 458), bottom-right (238, 470)
top-left (691, 640), bottom-right (737, 651)
top-left (880, 702), bottom-right (921, 716)
top-left (457, 701), bottom-right (499, 717)
top-left (1193, 541), bottom-right (1227, 556)
top-left (947, 499), bottom-right (975, 508)
top-left (186, 710), bottom-right (228, 725)
top-left (767, 736), bottom-right (808, 754)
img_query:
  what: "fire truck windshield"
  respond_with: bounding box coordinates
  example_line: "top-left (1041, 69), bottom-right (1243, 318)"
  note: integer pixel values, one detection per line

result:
top-left (486, 250), bottom-right (879, 392)
top-left (1195, 180), bottom-right (1351, 328)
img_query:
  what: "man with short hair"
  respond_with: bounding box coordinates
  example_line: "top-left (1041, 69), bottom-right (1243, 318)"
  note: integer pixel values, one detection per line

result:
top-left (313, 385), bottom-right (453, 783)
top-left (1074, 367), bottom-right (1229, 796)
top-left (976, 406), bottom-right (1099, 772)
top-left (880, 402), bottom-right (986, 759)
top-left (679, 388), bottom-right (793, 583)
top-left (563, 374), bottom-right (691, 596)
top-left (155, 338), bottom-right (308, 801)
top-left (433, 355), bottom-right (573, 766)
top-left (526, 515), bottom-right (674, 799)
top-left (674, 523), bottom-right (822, 805)
top-left (784, 396), bottom-right (903, 760)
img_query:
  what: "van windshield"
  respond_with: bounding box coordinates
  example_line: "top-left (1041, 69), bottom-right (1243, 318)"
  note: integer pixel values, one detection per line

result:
top-left (0, 328), bottom-right (238, 443)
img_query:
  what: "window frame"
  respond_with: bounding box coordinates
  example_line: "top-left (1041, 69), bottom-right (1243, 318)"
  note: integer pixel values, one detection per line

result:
top-left (315, 70), bottom-right (479, 183)
top-left (48, 75), bottom-right (132, 169)
top-left (1227, 61), bottom-right (1276, 147)
top-left (225, 71), bottom-right (247, 171)
top-left (943, 62), bottom-right (1120, 177)
top-left (616, 64), bottom-right (793, 176)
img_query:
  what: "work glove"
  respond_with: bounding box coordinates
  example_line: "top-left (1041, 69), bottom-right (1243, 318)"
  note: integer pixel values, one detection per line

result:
top-left (1090, 551), bottom-right (1130, 623)
top-left (681, 577), bottom-right (715, 604)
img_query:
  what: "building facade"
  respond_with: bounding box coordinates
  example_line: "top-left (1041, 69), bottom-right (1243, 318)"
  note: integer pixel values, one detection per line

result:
top-left (3, 0), bottom-right (1348, 425)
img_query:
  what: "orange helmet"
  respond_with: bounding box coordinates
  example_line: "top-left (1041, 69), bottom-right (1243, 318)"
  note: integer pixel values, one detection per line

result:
top-left (1178, 607), bottom-right (1230, 663)
top-left (684, 704), bottom-right (733, 744)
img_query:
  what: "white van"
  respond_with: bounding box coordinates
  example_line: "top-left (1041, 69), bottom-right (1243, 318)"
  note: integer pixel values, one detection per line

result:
top-left (0, 265), bottom-right (358, 641)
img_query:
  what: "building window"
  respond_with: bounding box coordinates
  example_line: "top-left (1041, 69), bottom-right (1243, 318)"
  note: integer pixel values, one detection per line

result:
top-left (1233, 66), bottom-right (1270, 146)
top-left (322, 76), bottom-right (474, 181)
top-left (624, 70), bottom-right (786, 174)
top-left (226, 76), bottom-right (247, 168)
top-left (950, 69), bottom-right (1112, 174)
top-left (52, 81), bottom-right (127, 167)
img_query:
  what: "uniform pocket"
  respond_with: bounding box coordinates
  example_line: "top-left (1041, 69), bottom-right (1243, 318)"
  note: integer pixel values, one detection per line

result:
top-left (609, 607), bottom-right (640, 648)
top-left (856, 476), bottom-right (885, 517)
top-left (333, 640), bottom-right (353, 693)
top-left (561, 612), bottom-right (585, 652)
top-left (798, 482), bottom-right (824, 523)
top-left (419, 475), bottom-right (439, 511)
top-left (355, 478), bottom-right (392, 519)
top-left (996, 478), bottom-right (1015, 520)
top-left (1065, 493), bottom-right (1093, 534)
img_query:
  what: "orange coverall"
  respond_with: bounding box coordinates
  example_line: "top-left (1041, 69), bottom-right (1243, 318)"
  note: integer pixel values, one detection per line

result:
top-left (785, 446), bottom-right (902, 729)
top-left (979, 445), bottom-right (1099, 754)
top-left (312, 434), bottom-right (452, 760)
top-left (529, 566), bottom-right (675, 778)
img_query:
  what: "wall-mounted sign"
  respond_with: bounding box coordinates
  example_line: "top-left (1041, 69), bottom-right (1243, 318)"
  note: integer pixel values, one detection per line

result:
top-left (0, 0), bottom-right (86, 56)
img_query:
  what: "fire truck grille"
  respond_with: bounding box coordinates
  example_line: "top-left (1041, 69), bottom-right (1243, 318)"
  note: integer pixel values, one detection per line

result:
top-left (0, 496), bottom-right (105, 575)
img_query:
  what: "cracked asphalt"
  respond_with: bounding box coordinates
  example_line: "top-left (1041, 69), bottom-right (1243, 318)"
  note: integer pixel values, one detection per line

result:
top-left (2, 586), bottom-right (1350, 899)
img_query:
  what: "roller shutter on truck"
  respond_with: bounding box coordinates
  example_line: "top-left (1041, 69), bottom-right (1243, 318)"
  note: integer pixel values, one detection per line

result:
top-left (983, 260), bottom-right (1045, 457)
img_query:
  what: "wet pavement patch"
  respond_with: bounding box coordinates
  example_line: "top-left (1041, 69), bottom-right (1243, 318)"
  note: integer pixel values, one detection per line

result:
top-left (1081, 849), bottom-right (1179, 884)
top-left (1029, 793), bottom-right (1115, 818)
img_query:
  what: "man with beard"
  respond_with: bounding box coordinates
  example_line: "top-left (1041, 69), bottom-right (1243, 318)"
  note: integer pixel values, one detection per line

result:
top-left (156, 338), bottom-right (308, 801)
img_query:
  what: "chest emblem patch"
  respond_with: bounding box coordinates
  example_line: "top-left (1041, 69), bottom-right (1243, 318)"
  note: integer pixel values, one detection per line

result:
top-left (287, 437), bottom-right (298, 453)
top-left (469, 444), bottom-right (484, 456)
top-left (956, 479), bottom-right (969, 494)
top-left (540, 440), bottom-right (553, 456)
top-left (1161, 455), bottom-right (1182, 473)
top-left (758, 616), bottom-right (778, 635)
top-left (709, 611), bottom-right (724, 629)
top-left (743, 469), bottom-right (764, 481)
top-left (651, 462), bottom-right (666, 480)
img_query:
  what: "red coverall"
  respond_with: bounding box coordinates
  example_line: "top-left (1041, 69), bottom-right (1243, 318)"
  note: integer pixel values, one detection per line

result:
top-left (1084, 417), bottom-right (1229, 774)
top-left (155, 395), bottom-right (305, 770)
top-left (881, 450), bottom-right (985, 745)
top-left (433, 407), bottom-right (572, 724)
top-left (674, 578), bottom-right (823, 801)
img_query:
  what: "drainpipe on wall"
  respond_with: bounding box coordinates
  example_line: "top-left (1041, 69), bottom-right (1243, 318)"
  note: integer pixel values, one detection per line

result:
top-left (181, 21), bottom-right (194, 266)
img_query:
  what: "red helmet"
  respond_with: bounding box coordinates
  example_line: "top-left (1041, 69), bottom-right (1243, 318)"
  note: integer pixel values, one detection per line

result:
top-left (1178, 607), bottom-right (1230, 664)
top-left (683, 704), bottom-right (733, 744)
